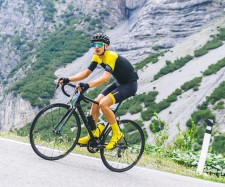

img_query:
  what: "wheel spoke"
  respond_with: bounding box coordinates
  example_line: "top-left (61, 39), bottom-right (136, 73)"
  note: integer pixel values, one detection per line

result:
top-left (30, 103), bottom-right (80, 160)
top-left (100, 120), bottom-right (145, 172)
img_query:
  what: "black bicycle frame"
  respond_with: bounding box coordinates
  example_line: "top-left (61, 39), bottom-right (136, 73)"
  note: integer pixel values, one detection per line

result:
top-left (75, 91), bottom-right (122, 146)
top-left (59, 83), bottom-right (123, 146)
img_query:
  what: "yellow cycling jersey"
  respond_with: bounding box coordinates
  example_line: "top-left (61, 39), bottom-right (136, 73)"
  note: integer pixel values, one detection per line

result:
top-left (91, 50), bottom-right (118, 71)
top-left (88, 50), bottom-right (138, 84)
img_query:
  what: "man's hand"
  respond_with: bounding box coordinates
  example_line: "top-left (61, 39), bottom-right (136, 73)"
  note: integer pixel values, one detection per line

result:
top-left (77, 83), bottom-right (89, 92)
top-left (58, 77), bottom-right (70, 85)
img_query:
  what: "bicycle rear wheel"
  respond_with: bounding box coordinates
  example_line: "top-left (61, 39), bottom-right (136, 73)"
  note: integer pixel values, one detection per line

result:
top-left (30, 103), bottom-right (81, 160)
top-left (100, 120), bottom-right (145, 172)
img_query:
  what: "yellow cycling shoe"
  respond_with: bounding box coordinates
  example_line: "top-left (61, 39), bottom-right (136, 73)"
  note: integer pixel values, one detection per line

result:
top-left (106, 131), bottom-right (124, 150)
top-left (78, 124), bottom-right (105, 145)
top-left (78, 134), bottom-right (91, 145)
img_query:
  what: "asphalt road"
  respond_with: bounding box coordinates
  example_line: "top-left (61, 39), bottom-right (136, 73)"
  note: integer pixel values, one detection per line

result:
top-left (0, 138), bottom-right (224, 187)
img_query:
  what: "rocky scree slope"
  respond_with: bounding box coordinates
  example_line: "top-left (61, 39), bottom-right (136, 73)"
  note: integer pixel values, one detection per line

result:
top-left (0, 0), bottom-right (225, 135)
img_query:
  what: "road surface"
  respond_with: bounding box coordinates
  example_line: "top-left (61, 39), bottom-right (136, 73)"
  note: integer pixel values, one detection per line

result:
top-left (0, 138), bottom-right (224, 187)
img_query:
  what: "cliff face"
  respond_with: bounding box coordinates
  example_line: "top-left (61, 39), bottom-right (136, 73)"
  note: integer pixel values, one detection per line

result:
top-left (110, 0), bottom-right (225, 62)
top-left (0, 0), bottom-right (127, 130)
top-left (0, 93), bottom-right (37, 131)
top-left (0, 0), bottom-right (225, 131)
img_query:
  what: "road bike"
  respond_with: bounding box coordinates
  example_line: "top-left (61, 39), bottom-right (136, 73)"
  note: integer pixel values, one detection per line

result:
top-left (30, 83), bottom-right (145, 172)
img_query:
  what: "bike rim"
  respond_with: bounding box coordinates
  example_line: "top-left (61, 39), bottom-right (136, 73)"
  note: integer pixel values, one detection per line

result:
top-left (100, 120), bottom-right (145, 172)
top-left (30, 103), bottom-right (81, 160)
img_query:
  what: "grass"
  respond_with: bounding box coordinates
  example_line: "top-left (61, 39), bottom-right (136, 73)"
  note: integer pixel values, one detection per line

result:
top-left (0, 131), bottom-right (224, 184)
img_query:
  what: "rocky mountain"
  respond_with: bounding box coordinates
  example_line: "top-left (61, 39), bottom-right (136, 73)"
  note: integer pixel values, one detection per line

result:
top-left (0, 0), bottom-right (225, 143)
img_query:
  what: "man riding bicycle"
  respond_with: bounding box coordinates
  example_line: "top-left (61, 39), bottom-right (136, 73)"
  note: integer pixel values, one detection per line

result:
top-left (59, 33), bottom-right (138, 150)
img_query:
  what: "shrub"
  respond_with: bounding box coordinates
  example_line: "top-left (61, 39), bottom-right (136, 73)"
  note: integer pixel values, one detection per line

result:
top-left (173, 121), bottom-right (198, 151)
top-left (204, 39), bottom-right (223, 50)
top-left (154, 55), bottom-right (193, 80)
top-left (99, 9), bottom-right (110, 17)
top-left (211, 134), bottom-right (225, 154)
top-left (194, 38), bottom-right (223, 57)
top-left (150, 113), bottom-right (165, 133)
top-left (129, 104), bottom-right (142, 114)
top-left (214, 100), bottom-right (224, 110)
top-left (217, 28), bottom-right (225, 40)
top-left (11, 29), bottom-right (90, 107)
top-left (181, 77), bottom-right (202, 91)
top-left (42, 0), bottom-right (57, 22)
top-left (209, 81), bottom-right (225, 104)
top-left (151, 114), bottom-right (169, 146)
top-left (186, 110), bottom-right (215, 128)
top-left (134, 120), bottom-right (144, 127)
top-left (135, 53), bottom-right (162, 70)
top-left (11, 35), bottom-right (25, 48)
top-left (194, 47), bottom-right (208, 57)
top-left (203, 57), bottom-right (225, 76)
top-left (141, 108), bottom-right (155, 121)
top-left (150, 119), bottom-right (164, 133)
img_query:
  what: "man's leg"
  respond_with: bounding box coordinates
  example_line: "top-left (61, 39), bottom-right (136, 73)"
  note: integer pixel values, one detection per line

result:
top-left (78, 94), bottom-right (105, 145)
top-left (99, 96), bottom-right (124, 150)
top-left (91, 94), bottom-right (105, 123)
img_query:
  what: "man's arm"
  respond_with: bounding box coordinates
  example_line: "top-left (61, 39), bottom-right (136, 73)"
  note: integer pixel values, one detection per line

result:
top-left (69, 69), bottom-right (92, 82)
top-left (88, 71), bottom-right (111, 88)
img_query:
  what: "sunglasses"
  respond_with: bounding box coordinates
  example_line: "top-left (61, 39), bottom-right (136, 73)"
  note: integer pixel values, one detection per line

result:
top-left (92, 42), bottom-right (105, 48)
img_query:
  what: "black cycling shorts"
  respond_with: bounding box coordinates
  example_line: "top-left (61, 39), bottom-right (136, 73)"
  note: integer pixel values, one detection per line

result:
top-left (101, 81), bottom-right (138, 104)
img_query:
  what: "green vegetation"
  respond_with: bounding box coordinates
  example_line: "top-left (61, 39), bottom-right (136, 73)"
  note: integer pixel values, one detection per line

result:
top-left (181, 77), bottom-right (202, 91)
top-left (135, 53), bottom-right (163, 70)
top-left (186, 81), bottom-right (225, 153)
top-left (1, 131), bottom-right (225, 183)
top-left (154, 55), bottom-right (193, 80)
top-left (145, 145), bottom-right (225, 177)
top-left (206, 81), bottom-right (225, 105)
top-left (194, 47), bottom-right (208, 57)
top-left (173, 121), bottom-right (198, 152)
top-left (11, 35), bottom-right (25, 48)
top-left (217, 27), bottom-right (225, 41)
top-left (42, 0), bottom-right (57, 22)
top-left (141, 83), bottom-right (197, 121)
top-left (117, 91), bottom-right (158, 116)
top-left (150, 112), bottom-right (165, 133)
top-left (99, 9), bottom-right (110, 17)
top-left (203, 57), bottom-right (225, 76)
top-left (24, 0), bottom-right (56, 22)
top-left (186, 110), bottom-right (215, 128)
top-left (211, 133), bottom-right (225, 155)
top-left (194, 27), bottom-right (225, 57)
top-left (214, 100), bottom-right (224, 110)
top-left (10, 28), bottom-right (90, 108)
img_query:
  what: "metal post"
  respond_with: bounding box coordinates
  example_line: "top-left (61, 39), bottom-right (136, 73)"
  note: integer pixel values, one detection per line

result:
top-left (196, 119), bottom-right (214, 174)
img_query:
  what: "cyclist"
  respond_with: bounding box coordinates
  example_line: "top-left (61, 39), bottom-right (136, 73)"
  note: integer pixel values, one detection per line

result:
top-left (59, 33), bottom-right (138, 150)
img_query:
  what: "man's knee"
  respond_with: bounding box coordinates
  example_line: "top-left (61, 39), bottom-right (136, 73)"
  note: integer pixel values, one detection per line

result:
top-left (99, 100), bottom-right (108, 111)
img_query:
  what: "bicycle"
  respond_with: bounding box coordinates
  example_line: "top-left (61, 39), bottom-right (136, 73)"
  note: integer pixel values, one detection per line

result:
top-left (30, 83), bottom-right (145, 172)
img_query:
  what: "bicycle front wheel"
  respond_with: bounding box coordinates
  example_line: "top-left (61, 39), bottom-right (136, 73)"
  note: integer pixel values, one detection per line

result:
top-left (30, 103), bottom-right (81, 160)
top-left (100, 120), bottom-right (145, 172)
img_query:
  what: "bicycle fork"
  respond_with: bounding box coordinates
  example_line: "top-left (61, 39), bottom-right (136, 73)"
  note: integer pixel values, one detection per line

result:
top-left (53, 106), bottom-right (75, 134)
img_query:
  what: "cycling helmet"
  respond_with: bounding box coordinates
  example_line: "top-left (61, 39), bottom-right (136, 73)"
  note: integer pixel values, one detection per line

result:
top-left (91, 33), bottom-right (110, 45)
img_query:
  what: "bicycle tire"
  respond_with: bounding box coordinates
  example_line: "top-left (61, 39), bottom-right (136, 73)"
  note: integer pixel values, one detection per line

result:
top-left (30, 103), bottom-right (81, 160)
top-left (100, 119), bottom-right (145, 172)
